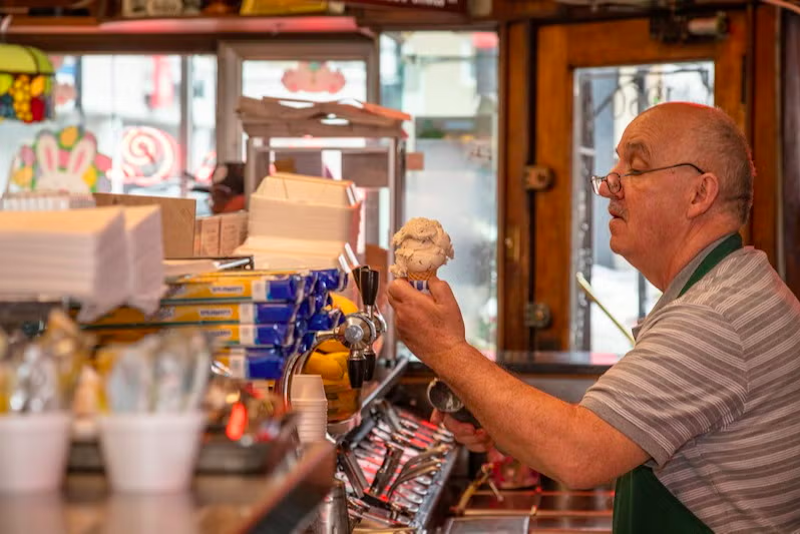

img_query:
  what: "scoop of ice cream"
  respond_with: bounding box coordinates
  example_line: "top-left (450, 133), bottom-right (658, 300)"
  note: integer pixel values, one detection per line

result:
top-left (390, 217), bottom-right (454, 278)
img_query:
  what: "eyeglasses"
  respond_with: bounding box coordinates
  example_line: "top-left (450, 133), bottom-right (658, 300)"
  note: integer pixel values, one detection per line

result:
top-left (591, 162), bottom-right (705, 195)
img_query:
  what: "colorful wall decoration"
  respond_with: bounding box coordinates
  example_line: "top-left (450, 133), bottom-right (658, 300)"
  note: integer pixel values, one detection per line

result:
top-left (281, 61), bottom-right (346, 94)
top-left (0, 44), bottom-right (55, 124)
top-left (110, 126), bottom-right (179, 188)
top-left (8, 126), bottom-right (111, 194)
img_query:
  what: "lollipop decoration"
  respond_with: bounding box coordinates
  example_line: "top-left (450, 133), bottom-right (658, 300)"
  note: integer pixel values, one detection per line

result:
top-left (111, 126), bottom-right (178, 188)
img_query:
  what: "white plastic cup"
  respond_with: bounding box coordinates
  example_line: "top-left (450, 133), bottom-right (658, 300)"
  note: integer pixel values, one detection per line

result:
top-left (99, 412), bottom-right (205, 493)
top-left (0, 412), bottom-right (71, 493)
top-left (290, 374), bottom-right (326, 401)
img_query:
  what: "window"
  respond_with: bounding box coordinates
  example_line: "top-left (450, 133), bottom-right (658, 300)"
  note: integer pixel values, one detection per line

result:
top-left (1, 54), bottom-right (216, 214)
top-left (381, 31), bottom-right (499, 357)
top-left (570, 62), bottom-right (715, 355)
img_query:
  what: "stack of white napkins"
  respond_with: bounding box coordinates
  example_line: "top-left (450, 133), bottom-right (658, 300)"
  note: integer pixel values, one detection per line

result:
top-left (121, 206), bottom-right (165, 314)
top-left (0, 206), bottom-right (166, 321)
top-left (235, 173), bottom-right (362, 270)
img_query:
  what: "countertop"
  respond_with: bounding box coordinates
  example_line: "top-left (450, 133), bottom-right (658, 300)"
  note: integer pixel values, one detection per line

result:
top-left (0, 442), bottom-right (336, 534)
top-left (0, 475), bottom-right (269, 534)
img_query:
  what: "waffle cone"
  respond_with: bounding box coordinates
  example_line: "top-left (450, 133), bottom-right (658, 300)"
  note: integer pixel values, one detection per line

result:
top-left (407, 269), bottom-right (436, 281)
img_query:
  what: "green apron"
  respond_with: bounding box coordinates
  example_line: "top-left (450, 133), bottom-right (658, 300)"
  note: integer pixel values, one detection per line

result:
top-left (612, 233), bottom-right (743, 534)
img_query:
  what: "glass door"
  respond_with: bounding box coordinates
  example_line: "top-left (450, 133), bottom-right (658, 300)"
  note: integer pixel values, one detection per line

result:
top-left (571, 62), bottom-right (715, 354)
top-left (527, 17), bottom-right (746, 352)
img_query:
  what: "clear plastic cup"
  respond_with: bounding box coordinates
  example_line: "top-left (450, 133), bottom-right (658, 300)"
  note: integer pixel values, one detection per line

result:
top-left (0, 412), bottom-right (71, 493)
top-left (99, 412), bottom-right (205, 493)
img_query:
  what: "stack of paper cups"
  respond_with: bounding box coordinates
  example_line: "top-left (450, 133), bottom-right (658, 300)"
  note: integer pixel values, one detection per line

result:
top-left (291, 374), bottom-right (328, 444)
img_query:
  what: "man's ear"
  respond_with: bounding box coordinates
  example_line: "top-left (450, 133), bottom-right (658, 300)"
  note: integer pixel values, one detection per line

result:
top-left (687, 172), bottom-right (720, 218)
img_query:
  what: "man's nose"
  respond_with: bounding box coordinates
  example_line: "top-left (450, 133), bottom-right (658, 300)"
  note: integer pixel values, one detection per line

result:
top-left (602, 176), bottom-right (625, 199)
top-left (598, 179), bottom-right (615, 199)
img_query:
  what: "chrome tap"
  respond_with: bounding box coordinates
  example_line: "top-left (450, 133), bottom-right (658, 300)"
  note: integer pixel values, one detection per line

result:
top-left (353, 266), bottom-right (386, 382)
top-left (277, 267), bottom-right (385, 407)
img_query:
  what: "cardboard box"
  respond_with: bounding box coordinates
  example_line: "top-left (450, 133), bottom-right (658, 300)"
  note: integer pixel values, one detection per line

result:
top-left (198, 216), bottom-right (221, 257)
top-left (219, 212), bottom-right (248, 256)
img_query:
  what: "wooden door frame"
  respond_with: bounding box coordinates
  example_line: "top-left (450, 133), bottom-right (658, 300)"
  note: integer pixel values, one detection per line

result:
top-left (499, 14), bottom-right (752, 351)
top-left (497, 20), bottom-right (535, 350)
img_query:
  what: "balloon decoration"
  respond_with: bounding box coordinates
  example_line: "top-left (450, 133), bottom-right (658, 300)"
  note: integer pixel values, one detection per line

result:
top-left (8, 126), bottom-right (111, 194)
top-left (0, 44), bottom-right (55, 123)
top-left (281, 61), bottom-right (346, 94)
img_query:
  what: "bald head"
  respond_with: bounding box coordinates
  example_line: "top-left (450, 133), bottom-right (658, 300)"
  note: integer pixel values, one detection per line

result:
top-left (638, 103), bottom-right (755, 224)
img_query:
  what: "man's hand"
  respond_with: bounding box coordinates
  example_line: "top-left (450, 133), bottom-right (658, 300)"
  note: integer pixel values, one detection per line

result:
top-left (432, 409), bottom-right (494, 453)
top-left (387, 277), bottom-right (468, 362)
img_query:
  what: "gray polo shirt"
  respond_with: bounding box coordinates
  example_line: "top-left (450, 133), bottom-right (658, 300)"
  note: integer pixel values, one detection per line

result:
top-left (581, 242), bottom-right (800, 533)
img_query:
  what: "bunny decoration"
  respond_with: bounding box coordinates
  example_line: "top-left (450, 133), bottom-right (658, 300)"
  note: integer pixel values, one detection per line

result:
top-left (34, 131), bottom-right (94, 194)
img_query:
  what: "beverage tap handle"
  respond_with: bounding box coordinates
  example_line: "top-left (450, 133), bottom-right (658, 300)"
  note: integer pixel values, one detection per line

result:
top-left (358, 268), bottom-right (380, 308)
top-left (348, 351), bottom-right (367, 389)
top-left (353, 265), bottom-right (369, 292)
top-left (364, 348), bottom-right (377, 382)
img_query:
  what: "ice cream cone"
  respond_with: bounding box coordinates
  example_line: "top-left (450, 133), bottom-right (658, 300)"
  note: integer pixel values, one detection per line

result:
top-left (407, 269), bottom-right (436, 281)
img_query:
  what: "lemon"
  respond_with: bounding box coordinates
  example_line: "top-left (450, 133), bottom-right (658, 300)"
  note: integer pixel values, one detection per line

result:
top-left (317, 338), bottom-right (348, 353)
top-left (330, 293), bottom-right (358, 315)
top-left (302, 351), bottom-right (344, 381)
top-left (30, 76), bottom-right (45, 98)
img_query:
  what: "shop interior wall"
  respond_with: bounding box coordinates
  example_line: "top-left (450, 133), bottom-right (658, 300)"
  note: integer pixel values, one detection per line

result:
top-left (782, 12), bottom-right (800, 297)
top-left (496, 7), bottom-right (785, 352)
top-left (7, 12), bottom-right (790, 352)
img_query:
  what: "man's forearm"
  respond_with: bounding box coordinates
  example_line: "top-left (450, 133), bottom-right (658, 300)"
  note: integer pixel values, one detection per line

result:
top-left (427, 343), bottom-right (632, 488)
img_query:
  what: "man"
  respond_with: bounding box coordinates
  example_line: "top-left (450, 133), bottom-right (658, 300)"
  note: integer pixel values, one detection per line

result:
top-left (210, 162), bottom-right (246, 214)
top-left (388, 103), bottom-right (800, 533)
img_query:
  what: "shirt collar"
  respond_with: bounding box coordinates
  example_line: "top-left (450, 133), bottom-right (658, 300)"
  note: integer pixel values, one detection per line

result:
top-left (631, 233), bottom-right (734, 341)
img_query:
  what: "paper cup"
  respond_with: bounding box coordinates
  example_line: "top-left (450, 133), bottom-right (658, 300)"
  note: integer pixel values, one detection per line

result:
top-left (291, 374), bottom-right (326, 402)
top-left (0, 412), bottom-right (71, 493)
top-left (99, 412), bottom-right (205, 493)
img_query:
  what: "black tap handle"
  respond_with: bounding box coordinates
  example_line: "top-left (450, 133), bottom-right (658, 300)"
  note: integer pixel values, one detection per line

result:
top-left (348, 353), bottom-right (367, 389)
top-left (364, 348), bottom-right (377, 381)
top-left (353, 265), bottom-right (370, 291)
top-left (359, 269), bottom-right (379, 308)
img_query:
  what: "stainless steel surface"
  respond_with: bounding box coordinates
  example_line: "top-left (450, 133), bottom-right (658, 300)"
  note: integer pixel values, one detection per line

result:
top-left (338, 445), bottom-right (369, 499)
top-left (328, 412), bottom-right (362, 438)
top-left (370, 443), bottom-right (404, 496)
top-left (387, 462), bottom-right (441, 500)
top-left (444, 516), bottom-right (531, 534)
top-left (14, 442), bottom-right (336, 534)
top-left (426, 378), bottom-right (480, 427)
top-left (456, 488), bottom-right (614, 533)
top-left (311, 478), bottom-right (351, 534)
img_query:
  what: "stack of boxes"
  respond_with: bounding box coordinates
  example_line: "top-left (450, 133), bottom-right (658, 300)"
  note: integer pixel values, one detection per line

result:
top-left (194, 212), bottom-right (249, 257)
top-left (80, 268), bottom-right (349, 381)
